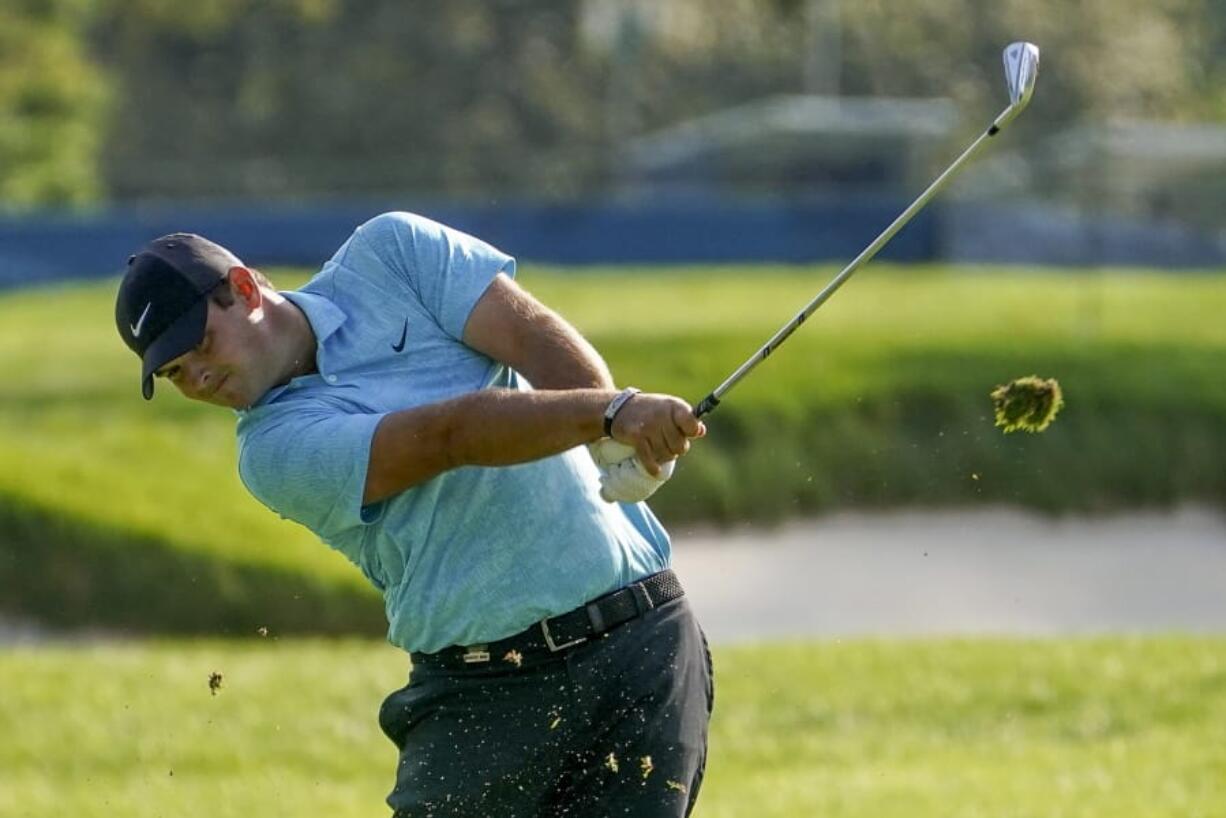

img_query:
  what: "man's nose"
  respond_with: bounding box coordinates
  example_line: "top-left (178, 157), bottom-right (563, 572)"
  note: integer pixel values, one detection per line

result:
top-left (184, 359), bottom-right (213, 394)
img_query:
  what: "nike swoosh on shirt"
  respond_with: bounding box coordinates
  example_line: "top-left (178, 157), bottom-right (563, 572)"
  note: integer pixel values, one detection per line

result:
top-left (391, 318), bottom-right (408, 352)
top-left (130, 302), bottom-right (152, 338)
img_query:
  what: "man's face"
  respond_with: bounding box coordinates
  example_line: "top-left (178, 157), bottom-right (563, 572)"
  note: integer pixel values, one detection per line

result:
top-left (154, 287), bottom-right (271, 409)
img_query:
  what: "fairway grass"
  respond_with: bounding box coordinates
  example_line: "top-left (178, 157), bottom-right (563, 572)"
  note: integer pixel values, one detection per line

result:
top-left (2, 636), bottom-right (1224, 817)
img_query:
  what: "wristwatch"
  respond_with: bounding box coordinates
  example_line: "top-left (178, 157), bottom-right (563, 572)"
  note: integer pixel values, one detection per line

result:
top-left (603, 387), bottom-right (641, 437)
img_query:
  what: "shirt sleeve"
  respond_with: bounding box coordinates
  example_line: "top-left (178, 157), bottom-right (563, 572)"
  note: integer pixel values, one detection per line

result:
top-left (351, 211), bottom-right (516, 339)
top-left (237, 406), bottom-right (387, 540)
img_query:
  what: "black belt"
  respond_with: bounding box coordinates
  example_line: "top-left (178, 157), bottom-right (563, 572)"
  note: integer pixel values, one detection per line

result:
top-left (411, 569), bottom-right (685, 671)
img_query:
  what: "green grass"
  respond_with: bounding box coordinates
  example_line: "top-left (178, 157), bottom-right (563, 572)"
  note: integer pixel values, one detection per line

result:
top-left (2, 265), bottom-right (1225, 633)
top-left (2, 637), bottom-right (1224, 817)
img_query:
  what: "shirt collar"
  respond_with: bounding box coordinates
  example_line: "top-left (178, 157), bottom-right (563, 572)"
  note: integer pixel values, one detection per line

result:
top-left (282, 289), bottom-right (347, 345)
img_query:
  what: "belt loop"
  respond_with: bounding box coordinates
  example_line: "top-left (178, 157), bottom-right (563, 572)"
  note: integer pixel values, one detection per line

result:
top-left (630, 582), bottom-right (654, 615)
top-left (586, 602), bottom-right (606, 634)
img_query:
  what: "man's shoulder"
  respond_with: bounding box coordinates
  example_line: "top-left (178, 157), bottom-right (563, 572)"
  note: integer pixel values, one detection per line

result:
top-left (348, 211), bottom-right (441, 254)
top-left (292, 218), bottom-right (408, 302)
top-left (303, 212), bottom-right (435, 290)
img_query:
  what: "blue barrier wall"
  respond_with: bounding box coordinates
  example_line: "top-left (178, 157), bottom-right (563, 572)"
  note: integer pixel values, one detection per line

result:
top-left (1, 197), bottom-right (1222, 290)
top-left (943, 202), bottom-right (1226, 268)
top-left (0, 197), bottom-right (936, 288)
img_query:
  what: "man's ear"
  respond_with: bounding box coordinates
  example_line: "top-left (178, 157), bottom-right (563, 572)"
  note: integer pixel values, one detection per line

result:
top-left (228, 266), bottom-right (262, 310)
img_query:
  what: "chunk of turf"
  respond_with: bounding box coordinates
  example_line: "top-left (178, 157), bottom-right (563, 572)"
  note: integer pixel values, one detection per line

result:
top-left (991, 375), bottom-right (1064, 433)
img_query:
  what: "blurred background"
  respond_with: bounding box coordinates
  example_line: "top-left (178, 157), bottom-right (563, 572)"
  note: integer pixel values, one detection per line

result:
top-left (2, 2), bottom-right (1226, 817)
top-left (4, 0), bottom-right (1226, 274)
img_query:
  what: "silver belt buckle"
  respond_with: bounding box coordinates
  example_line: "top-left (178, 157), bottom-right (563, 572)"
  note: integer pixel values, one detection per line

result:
top-left (541, 619), bottom-right (587, 652)
top-left (462, 644), bottom-right (490, 664)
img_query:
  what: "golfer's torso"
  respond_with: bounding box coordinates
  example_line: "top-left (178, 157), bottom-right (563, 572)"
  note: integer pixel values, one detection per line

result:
top-left (247, 214), bottom-right (672, 653)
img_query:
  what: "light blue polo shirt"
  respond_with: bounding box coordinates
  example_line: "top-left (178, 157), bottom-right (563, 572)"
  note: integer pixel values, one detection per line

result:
top-left (235, 212), bottom-right (671, 653)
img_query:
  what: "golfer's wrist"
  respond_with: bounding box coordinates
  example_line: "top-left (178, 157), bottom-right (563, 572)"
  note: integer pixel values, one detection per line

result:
top-left (602, 387), bottom-right (640, 437)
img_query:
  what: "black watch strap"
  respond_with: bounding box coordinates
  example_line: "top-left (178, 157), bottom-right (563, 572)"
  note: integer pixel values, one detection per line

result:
top-left (602, 387), bottom-right (641, 437)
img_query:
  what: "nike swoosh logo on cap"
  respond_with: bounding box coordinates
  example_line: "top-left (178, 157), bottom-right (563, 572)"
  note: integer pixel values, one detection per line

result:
top-left (130, 302), bottom-right (152, 338)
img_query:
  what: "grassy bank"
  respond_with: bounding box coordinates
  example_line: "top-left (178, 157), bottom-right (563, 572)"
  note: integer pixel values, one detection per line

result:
top-left (2, 265), bottom-right (1224, 633)
top-left (2, 636), bottom-right (1223, 817)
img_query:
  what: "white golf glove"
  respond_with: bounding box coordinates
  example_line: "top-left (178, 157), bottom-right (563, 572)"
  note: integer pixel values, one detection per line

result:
top-left (587, 439), bottom-right (675, 504)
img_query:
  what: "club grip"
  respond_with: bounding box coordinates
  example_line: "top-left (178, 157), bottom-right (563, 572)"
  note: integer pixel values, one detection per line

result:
top-left (694, 393), bottom-right (720, 418)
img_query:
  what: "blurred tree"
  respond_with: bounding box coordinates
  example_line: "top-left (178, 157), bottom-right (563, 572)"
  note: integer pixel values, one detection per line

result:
top-left (1196, 0), bottom-right (1226, 118)
top-left (583, 0), bottom-right (1226, 209)
top-left (0, 0), bottom-right (110, 207)
top-left (583, 0), bottom-right (803, 137)
top-left (98, 0), bottom-right (608, 200)
top-left (71, 0), bottom-right (1226, 201)
top-left (617, 0), bottom-right (1215, 127)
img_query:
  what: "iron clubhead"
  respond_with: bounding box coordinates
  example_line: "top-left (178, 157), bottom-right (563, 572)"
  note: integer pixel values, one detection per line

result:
top-left (1003, 42), bottom-right (1040, 109)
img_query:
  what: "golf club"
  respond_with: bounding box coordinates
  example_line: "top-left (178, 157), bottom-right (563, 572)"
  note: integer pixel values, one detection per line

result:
top-left (693, 42), bottom-right (1041, 418)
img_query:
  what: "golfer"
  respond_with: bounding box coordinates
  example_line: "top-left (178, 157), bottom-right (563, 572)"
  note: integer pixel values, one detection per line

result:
top-left (114, 212), bottom-right (713, 817)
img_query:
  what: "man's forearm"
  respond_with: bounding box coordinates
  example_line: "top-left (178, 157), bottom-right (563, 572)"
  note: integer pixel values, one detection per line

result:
top-left (365, 388), bottom-right (613, 504)
top-left (443, 388), bottom-right (611, 466)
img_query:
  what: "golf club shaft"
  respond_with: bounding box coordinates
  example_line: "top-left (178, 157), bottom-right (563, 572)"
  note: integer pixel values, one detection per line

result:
top-left (693, 105), bottom-right (1017, 418)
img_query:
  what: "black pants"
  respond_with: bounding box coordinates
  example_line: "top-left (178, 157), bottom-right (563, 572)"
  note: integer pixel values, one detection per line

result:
top-left (378, 595), bottom-right (714, 817)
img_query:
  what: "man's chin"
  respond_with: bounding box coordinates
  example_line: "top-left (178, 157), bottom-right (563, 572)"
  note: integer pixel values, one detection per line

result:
top-left (210, 374), bottom-right (255, 409)
top-left (209, 384), bottom-right (247, 409)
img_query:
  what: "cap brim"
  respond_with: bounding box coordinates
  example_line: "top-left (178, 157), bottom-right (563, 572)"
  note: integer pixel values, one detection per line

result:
top-left (139, 297), bottom-right (208, 399)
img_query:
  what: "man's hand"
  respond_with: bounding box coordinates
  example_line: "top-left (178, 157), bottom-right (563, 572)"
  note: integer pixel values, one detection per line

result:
top-left (587, 439), bottom-right (675, 503)
top-left (607, 393), bottom-right (705, 477)
top-left (587, 393), bottom-right (705, 504)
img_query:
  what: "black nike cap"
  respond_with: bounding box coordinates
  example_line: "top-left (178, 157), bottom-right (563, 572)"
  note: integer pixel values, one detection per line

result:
top-left (115, 233), bottom-right (242, 399)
